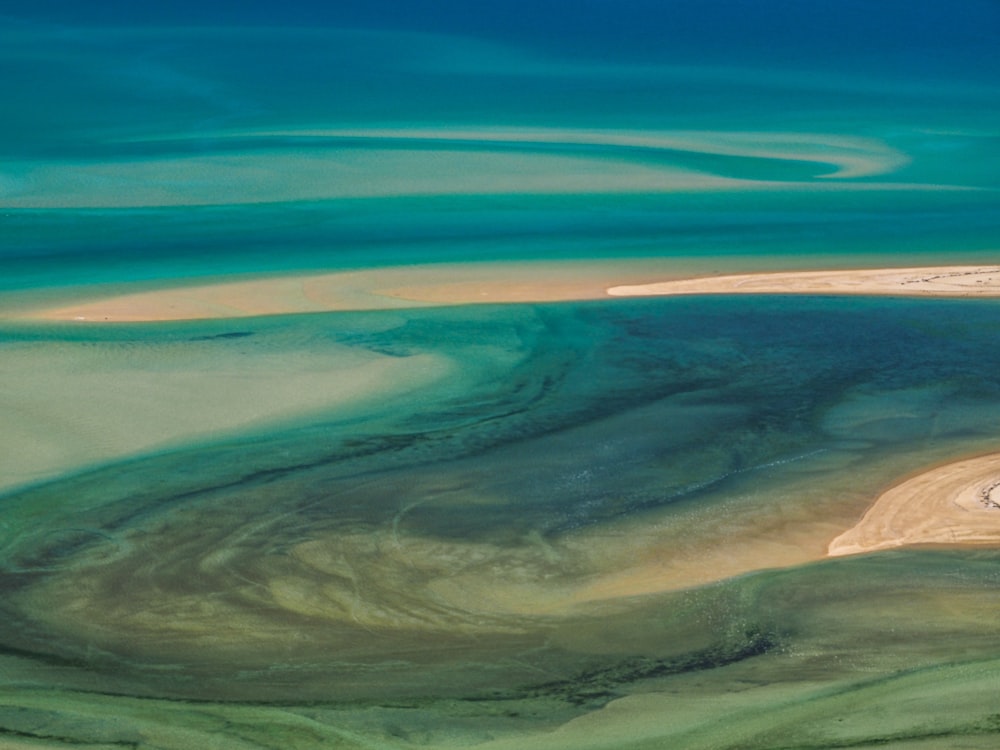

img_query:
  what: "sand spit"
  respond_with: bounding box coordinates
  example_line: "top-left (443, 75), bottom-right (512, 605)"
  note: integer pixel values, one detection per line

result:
top-left (829, 453), bottom-right (1000, 556)
top-left (5, 261), bottom-right (673, 322)
top-left (10, 264), bottom-right (1000, 323)
top-left (608, 266), bottom-right (1000, 299)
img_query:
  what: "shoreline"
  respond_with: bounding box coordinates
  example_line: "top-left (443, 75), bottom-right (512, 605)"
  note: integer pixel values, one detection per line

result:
top-left (5, 262), bottom-right (1000, 323)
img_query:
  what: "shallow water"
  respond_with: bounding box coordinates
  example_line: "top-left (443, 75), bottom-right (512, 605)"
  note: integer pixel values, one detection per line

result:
top-left (2, 1), bottom-right (1000, 748)
top-left (3, 297), bottom-right (1000, 746)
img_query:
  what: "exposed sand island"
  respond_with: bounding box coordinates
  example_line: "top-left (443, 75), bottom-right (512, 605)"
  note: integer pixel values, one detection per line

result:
top-left (829, 452), bottom-right (1000, 556)
top-left (8, 264), bottom-right (1000, 323)
top-left (608, 265), bottom-right (1000, 299)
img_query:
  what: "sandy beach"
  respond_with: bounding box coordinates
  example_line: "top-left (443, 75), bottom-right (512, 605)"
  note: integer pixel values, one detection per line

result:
top-left (829, 452), bottom-right (1000, 556)
top-left (9, 263), bottom-right (1000, 323)
top-left (608, 265), bottom-right (1000, 299)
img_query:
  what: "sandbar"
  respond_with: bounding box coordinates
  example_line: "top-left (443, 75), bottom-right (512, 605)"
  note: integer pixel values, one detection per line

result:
top-left (1, 260), bottom-right (690, 322)
top-left (8, 263), bottom-right (1000, 323)
top-left (608, 265), bottom-right (1000, 299)
top-left (829, 452), bottom-right (1000, 556)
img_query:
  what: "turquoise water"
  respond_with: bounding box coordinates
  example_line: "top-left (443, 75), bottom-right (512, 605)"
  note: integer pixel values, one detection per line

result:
top-left (2, 2), bottom-right (1000, 748)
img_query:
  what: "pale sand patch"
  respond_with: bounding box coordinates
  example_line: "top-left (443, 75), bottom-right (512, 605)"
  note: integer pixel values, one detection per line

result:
top-left (608, 265), bottom-right (1000, 298)
top-left (0, 344), bottom-right (452, 494)
top-left (828, 453), bottom-right (1000, 556)
top-left (13, 263), bottom-right (1000, 323)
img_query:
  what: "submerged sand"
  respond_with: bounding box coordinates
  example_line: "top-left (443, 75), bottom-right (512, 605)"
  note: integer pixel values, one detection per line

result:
top-left (7, 262), bottom-right (647, 322)
top-left (611, 265), bottom-right (1000, 562)
top-left (8, 263), bottom-right (1000, 323)
top-left (2, 127), bottom-right (917, 210)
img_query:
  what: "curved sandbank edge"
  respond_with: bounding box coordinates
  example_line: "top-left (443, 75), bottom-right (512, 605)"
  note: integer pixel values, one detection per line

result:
top-left (828, 452), bottom-right (1000, 557)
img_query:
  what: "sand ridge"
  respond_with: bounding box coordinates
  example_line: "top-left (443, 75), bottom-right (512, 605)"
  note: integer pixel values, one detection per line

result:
top-left (9, 263), bottom-right (1000, 323)
top-left (3, 260), bottom-right (686, 322)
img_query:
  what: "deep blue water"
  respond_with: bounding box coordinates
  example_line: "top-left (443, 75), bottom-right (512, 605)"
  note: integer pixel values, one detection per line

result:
top-left (6, 0), bottom-right (998, 73)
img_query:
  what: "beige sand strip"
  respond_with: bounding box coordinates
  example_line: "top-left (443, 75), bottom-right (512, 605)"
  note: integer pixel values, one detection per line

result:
top-left (10, 264), bottom-right (1000, 323)
top-left (608, 266), bottom-right (1000, 299)
top-left (3, 260), bottom-right (677, 322)
top-left (829, 453), bottom-right (1000, 556)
